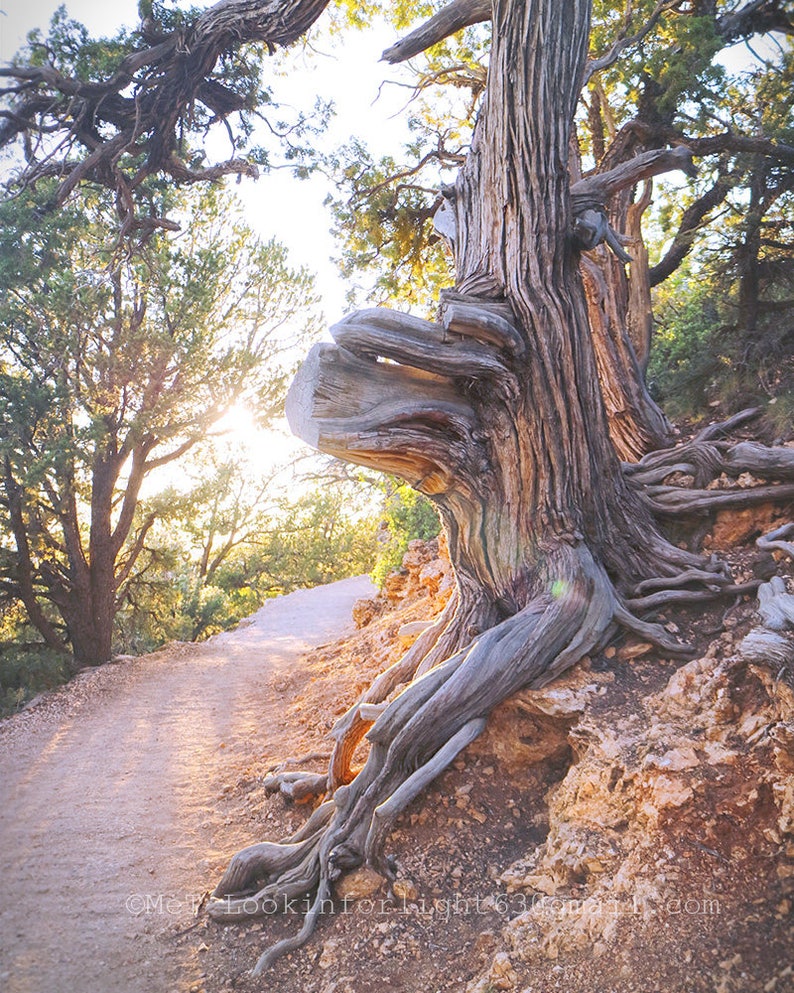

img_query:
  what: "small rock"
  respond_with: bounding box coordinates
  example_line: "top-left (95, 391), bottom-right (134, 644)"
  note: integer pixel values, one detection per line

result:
top-left (352, 597), bottom-right (379, 628)
top-left (643, 747), bottom-right (699, 772)
top-left (488, 951), bottom-right (518, 990)
top-left (618, 641), bottom-right (654, 661)
top-left (318, 939), bottom-right (340, 970)
top-left (392, 878), bottom-right (418, 902)
top-left (334, 867), bottom-right (385, 901)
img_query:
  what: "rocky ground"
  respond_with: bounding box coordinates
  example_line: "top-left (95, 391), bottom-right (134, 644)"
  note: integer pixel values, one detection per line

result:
top-left (197, 526), bottom-right (794, 993)
top-left (2, 505), bottom-right (792, 993)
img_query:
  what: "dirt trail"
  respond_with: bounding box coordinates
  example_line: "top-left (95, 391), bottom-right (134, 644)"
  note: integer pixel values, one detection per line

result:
top-left (0, 575), bottom-right (374, 993)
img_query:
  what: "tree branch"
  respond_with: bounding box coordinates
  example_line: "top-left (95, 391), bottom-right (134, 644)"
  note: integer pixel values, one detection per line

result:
top-left (572, 146), bottom-right (696, 205)
top-left (114, 513), bottom-right (157, 598)
top-left (649, 171), bottom-right (736, 286)
top-left (0, 0), bottom-right (333, 221)
top-left (583, 0), bottom-right (679, 85)
top-left (717, 0), bottom-right (794, 42)
top-left (381, 0), bottom-right (491, 65)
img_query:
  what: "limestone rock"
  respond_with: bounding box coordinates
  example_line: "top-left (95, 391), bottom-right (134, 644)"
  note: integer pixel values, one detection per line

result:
top-left (392, 878), bottom-right (418, 902)
top-left (487, 952), bottom-right (518, 990)
top-left (333, 866), bottom-right (385, 902)
top-left (352, 596), bottom-right (380, 628)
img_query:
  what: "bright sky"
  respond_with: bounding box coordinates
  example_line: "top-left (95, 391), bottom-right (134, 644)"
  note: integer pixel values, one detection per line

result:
top-left (0, 1), bottom-right (415, 491)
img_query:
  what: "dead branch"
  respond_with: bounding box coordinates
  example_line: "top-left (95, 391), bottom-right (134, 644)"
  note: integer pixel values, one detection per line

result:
top-left (381, 0), bottom-right (491, 65)
top-left (757, 523), bottom-right (794, 560)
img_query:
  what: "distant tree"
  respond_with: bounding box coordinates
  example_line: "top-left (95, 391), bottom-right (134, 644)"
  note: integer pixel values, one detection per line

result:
top-left (0, 183), bottom-right (318, 665)
top-left (370, 478), bottom-right (440, 586)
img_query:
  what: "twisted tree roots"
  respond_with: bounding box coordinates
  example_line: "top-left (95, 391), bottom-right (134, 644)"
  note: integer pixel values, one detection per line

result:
top-left (209, 426), bottom-right (793, 975)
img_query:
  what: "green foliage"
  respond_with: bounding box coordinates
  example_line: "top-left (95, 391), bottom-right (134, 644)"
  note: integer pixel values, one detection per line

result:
top-left (0, 179), bottom-right (320, 662)
top-left (648, 271), bottom-right (725, 418)
top-left (323, 7), bottom-right (487, 310)
top-left (327, 140), bottom-right (454, 310)
top-left (649, 261), bottom-right (794, 428)
top-left (111, 482), bottom-right (381, 654)
top-left (371, 481), bottom-right (440, 587)
top-left (0, 642), bottom-right (70, 717)
top-left (224, 489), bottom-right (380, 596)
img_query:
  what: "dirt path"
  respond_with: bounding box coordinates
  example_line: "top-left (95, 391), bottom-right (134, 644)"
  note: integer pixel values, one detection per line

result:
top-left (0, 575), bottom-right (374, 993)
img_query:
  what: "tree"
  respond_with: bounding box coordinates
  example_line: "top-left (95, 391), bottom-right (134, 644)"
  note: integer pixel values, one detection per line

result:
top-left (0, 2), bottom-right (332, 233)
top-left (0, 183), bottom-right (318, 665)
top-left (210, 0), bottom-right (794, 973)
top-left (2, 0), bottom-right (792, 977)
top-left (325, 0), bottom-right (794, 457)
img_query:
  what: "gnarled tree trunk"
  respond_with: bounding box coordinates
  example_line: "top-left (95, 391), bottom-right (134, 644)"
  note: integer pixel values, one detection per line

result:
top-left (209, 0), bottom-right (740, 973)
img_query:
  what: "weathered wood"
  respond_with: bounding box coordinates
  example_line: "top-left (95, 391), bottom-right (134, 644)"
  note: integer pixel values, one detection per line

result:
top-left (581, 254), bottom-right (671, 460)
top-left (285, 342), bottom-right (485, 495)
top-left (215, 1), bottom-right (786, 975)
top-left (330, 308), bottom-right (515, 383)
top-left (757, 523), bottom-right (794, 560)
top-left (695, 407), bottom-right (762, 442)
top-left (758, 576), bottom-right (794, 631)
top-left (364, 717), bottom-right (487, 867)
top-left (646, 482), bottom-right (794, 516)
top-left (737, 628), bottom-right (794, 666)
top-left (440, 300), bottom-right (525, 356)
top-left (571, 146), bottom-right (696, 208)
top-left (381, 0), bottom-right (491, 64)
top-left (625, 581), bottom-right (760, 613)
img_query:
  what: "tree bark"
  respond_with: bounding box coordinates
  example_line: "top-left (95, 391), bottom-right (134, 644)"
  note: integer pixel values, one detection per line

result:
top-left (204, 4), bottom-right (794, 971)
top-left (213, 0), bottom-right (735, 973)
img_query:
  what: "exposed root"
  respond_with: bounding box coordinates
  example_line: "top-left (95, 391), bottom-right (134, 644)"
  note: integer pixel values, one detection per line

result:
top-left (626, 435), bottom-right (794, 490)
top-left (266, 751), bottom-right (330, 774)
top-left (624, 580), bottom-right (760, 613)
top-left (251, 878), bottom-right (332, 977)
top-left (612, 603), bottom-right (694, 656)
top-left (646, 482), bottom-right (794, 517)
top-left (757, 523), bottom-right (794, 560)
top-left (693, 406), bottom-right (761, 442)
top-left (327, 593), bottom-right (460, 791)
top-left (632, 564), bottom-right (732, 596)
top-left (209, 544), bottom-right (617, 973)
top-left (208, 426), bottom-right (794, 976)
top-left (263, 770), bottom-right (329, 803)
top-left (362, 717), bottom-right (487, 874)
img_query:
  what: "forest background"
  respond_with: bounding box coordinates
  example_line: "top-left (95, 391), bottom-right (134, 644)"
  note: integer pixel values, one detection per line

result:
top-left (0, 0), bottom-right (791, 713)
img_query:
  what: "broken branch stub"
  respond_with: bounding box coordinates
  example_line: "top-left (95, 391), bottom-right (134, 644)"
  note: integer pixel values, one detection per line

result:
top-left (285, 340), bottom-right (487, 495)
